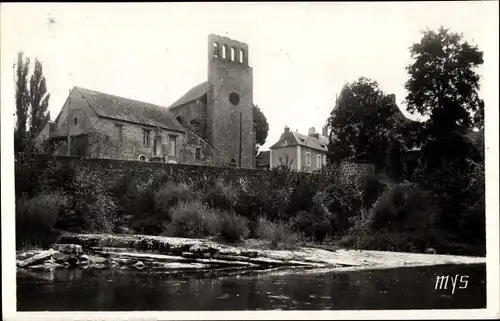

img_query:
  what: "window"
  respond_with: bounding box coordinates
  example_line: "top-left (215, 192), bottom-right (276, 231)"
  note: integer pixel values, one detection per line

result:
top-left (306, 152), bottom-right (311, 166)
top-left (231, 47), bottom-right (236, 61)
top-left (143, 129), bottom-right (151, 147)
top-left (239, 49), bottom-right (245, 63)
top-left (138, 155), bottom-right (147, 162)
top-left (114, 124), bottom-right (123, 142)
top-left (169, 135), bottom-right (176, 157)
top-left (222, 44), bottom-right (228, 59)
top-left (317, 154), bottom-right (321, 168)
top-left (323, 155), bottom-right (327, 166)
top-left (74, 117), bottom-right (78, 125)
top-left (213, 42), bottom-right (220, 57)
top-left (195, 147), bottom-right (201, 160)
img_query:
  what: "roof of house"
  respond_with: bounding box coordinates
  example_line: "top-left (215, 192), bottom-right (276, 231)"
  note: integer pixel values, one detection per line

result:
top-left (73, 87), bottom-right (186, 132)
top-left (257, 150), bottom-right (270, 167)
top-left (169, 81), bottom-right (208, 109)
top-left (270, 131), bottom-right (328, 152)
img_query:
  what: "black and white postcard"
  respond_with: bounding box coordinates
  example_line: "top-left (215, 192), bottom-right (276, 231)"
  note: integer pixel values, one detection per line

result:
top-left (1, 2), bottom-right (499, 320)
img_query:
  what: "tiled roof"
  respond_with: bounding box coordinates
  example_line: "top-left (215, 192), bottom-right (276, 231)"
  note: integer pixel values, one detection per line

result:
top-left (270, 131), bottom-right (328, 152)
top-left (76, 87), bottom-right (185, 132)
top-left (169, 81), bottom-right (208, 109)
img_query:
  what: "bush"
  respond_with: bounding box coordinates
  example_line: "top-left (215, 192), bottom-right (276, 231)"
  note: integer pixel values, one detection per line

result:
top-left (163, 201), bottom-right (220, 238)
top-left (323, 174), bottom-right (362, 233)
top-left (219, 212), bottom-right (250, 243)
top-left (154, 182), bottom-right (199, 220)
top-left (291, 210), bottom-right (330, 242)
top-left (16, 192), bottom-right (68, 248)
top-left (81, 193), bottom-right (119, 233)
top-left (368, 182), bottom-right (437, 231)
top-left (203, 180), bottom-right (239, 211)
top-left (255, 217), bottom-right (306, 246)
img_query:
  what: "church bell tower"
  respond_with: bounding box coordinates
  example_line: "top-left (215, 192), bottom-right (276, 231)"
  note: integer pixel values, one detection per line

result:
top-left (206, 34), bottom-right (255, 168)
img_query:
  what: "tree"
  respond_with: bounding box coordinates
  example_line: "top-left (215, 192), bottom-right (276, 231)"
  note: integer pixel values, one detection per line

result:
top-left (326, 77), bottom-right (407, 179)
top-left (404, 27), bottom-right (484, 169)
top-left (29, 59), bottom-right (51, 137)
top-left (14, 52), bottom-right (30, 153)
top-left (253, 104), bottom-right (269, 155)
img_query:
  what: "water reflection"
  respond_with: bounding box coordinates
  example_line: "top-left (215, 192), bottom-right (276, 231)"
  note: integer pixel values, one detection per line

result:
top-left (17, 264), bottom-right (486, 311)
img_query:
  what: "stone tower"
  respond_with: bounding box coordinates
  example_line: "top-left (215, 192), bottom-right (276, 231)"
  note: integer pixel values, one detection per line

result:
top-left (206, 34), bottom-right (255, 168)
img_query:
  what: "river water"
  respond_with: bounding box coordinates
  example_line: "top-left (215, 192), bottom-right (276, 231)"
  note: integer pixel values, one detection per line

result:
top-left (17, 263), bottom-right (485, 311)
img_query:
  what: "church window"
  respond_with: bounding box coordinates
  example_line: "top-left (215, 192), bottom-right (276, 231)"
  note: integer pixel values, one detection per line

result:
top-left (229, 158), bottom-right (237, 166)
top-left (114, 124), bottom-right (123, 142)
top-left (143, 129), bottom-right (151, 147)
top-left (138, 155), bottom-right (147, 162)
top-left (229, 92), bottom-right (240, 106)
top-left (239, 49), bottom-right (245, 63)
top-left (213, 42), bottom-right (220, 57)
top-left (169, 135), bottom-right (177, 157)
top-left (195, 147), bottom-right (201, 160)
top-left (231, 47), bottom-right (236, 61)
top-left (222, 45), bottom-right (228, 59)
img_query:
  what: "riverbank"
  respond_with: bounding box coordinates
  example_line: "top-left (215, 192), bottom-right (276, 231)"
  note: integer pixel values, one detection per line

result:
top-left (16, 233), bottom-right (486, 275)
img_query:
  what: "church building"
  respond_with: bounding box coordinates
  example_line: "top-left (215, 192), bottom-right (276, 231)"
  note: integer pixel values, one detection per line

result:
top-left (38, 34), bottom-right (256, 168)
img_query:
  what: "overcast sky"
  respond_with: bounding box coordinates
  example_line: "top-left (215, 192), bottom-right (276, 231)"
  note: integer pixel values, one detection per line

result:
top-left (1, 2), bottom-right (498, 150)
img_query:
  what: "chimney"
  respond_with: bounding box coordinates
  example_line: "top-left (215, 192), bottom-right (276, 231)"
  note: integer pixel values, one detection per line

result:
top-left (308, 127), bottom-right (316, 137)
top-left (284, 126), bottom-right (290, 134)
top-left (322, 126), bottom-right (328, 137)
top-left (312, 133), bottom-right (320, 139)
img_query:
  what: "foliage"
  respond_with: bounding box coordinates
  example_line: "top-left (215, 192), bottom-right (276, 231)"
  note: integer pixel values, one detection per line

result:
top-left (404, 27), bottom-right (484, 169)
top-left (253, 104), bottom-right (269, 147)
top-left (16, 192), bottom-right (68, 248)
top-left (29, 59), bottom-right (51, 137)
top-left (14, 53), bottom-right (51, 153)
top-left (219, 212), bottom-right (250, 242)
top-left (154, 181), bottom-right (199, 220)
top-left (368, 182), bottom-right (438, 232)
top-left (203, 179), bottom-right (239, 211)
top-left (15, 51), bottom-right (30, 153)
top-left (162, 201), bottom-right (221, 238)
top-left (255, 217), bottom-right (307, 246)
top-left (326, 77), bottom-right (407, 179)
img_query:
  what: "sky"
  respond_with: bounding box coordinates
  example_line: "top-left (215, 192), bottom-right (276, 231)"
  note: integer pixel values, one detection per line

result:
top-left (1, 2), bottom-right (498, 150)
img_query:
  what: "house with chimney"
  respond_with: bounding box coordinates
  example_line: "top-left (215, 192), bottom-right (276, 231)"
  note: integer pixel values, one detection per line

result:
top-left (268, 126), bottom-right (329, 172)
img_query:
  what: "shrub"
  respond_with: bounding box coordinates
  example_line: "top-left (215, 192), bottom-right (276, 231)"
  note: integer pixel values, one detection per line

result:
top-left (291, 209), bottom-right (330, 242)
top-left (368, 182), bottom-right (437, 231)
top-left (255, 217), bottom-right (306, 246)
top-left (323, 174), bottom-right (362, 233)
top-left (154, 182), bottom-right (199, 220)
top-left (81, 193), bottom-right (119, 233)
top-left (203, 180), bottom-right (239, 211)
top-left (233, 192), bottom-right (264, 237)
top-left (356, 172), bottom-right (388, 209)
top-left (16, 192), bottom-right (68, 248)
top-left (163, 201), bottom-right (220, 238)
top-left (219, 212), bottom-right (250, 243)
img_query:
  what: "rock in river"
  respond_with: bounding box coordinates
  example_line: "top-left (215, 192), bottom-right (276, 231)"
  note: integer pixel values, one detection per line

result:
top-left (53, 244), bottom-right (83, 257)
top-left (17, 250), bottom-right (55, 268)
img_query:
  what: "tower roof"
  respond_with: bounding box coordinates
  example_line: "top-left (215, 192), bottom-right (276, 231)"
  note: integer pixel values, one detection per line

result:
top-left (168, 81), bottom-right (208, 109)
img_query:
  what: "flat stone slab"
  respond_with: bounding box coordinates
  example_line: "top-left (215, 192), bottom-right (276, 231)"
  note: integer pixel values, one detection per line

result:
top-left (48, 233), bottom-right (487, 272)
